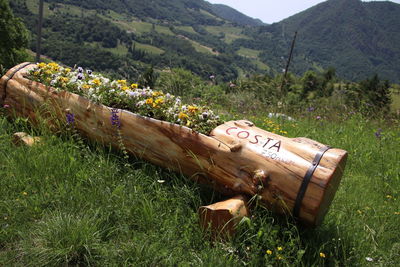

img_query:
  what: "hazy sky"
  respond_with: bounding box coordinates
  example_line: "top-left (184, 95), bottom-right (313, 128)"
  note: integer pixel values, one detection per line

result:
top-left (206, 0), bottom-right (400, 24)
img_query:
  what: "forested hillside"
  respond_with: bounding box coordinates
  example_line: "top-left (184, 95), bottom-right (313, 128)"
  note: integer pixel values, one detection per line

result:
top-left (8, 0), bottom-right (400, 82)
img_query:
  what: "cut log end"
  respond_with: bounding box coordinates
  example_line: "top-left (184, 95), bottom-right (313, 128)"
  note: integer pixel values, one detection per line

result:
top-left (314, 150), bottom-right (348, 226)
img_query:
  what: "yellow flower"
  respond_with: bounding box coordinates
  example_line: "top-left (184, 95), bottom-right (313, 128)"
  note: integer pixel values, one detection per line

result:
top-left (48, 62), bottom-right (59, 71)
top-left (277, 247), bottom-right (283, 251)
top-left (44, 70), bottom-right (52, 76)
top-left (121, 86), bottom-right (129, 91)
top-left (82, 84), bottom-right (91, 90)
top-left (59, 77), bottom-right (69, 83)
top-left (38, 62), bottom-right (46, 69)
top-left (131, 83), bottom-right (138, 89)
top-left (152, 91), bottom-right (164, 97)
top-left (33, 71), bottom-right (40, 76)
top-left (117, 79), bottom-right (127, 85)
top-left (146, 98), bottom-right (154, 105)
top-left (178, 112), bottom-right (188, 120)
top-left (186, 120), bottom-right (192, 127)
top-left (386, 195), bottom-right (393, 199)
top-left (92, 79), bottom-right (101, 86)
top-left (266, 250), bottom-right (272, 255)
top-left (64, 68), bottom-right (71, 73)
top-left (188, 105), bottom-right (199, 114)
top-left (395, 212), bottom-right (400, 215)
top-left (155, 98), bottom-right (164, 105)
top-left (320, 252), bottom-right (326, 258)
top-left (276, 255), bottom-right (283, 260)
top-left (22, 192), bottom-right (28, 196)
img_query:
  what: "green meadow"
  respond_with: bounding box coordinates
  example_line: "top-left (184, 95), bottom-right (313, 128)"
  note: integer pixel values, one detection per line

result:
top-left (0, 102), bottom-right (398, 266)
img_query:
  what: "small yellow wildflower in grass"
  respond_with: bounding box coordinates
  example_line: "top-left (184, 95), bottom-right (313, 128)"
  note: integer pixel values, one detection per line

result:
top-left (266, 250), bottom-right (272, 255)
top-left (386, 195), bottom-right (393, 199)
top-left (121, 86), bottom-right (129, 91)
top-left (117, 79), bottom-right (127, 85)
top-left (146, 98), bottom-right (154, 105)
top-left (320, 252), bottom-right (326, 258)
top-left (131, 83), bottom-right (138, 89)
top-left (92, 79), bottom-right (102, 86)
top-left (22, 192), bottom-right (28, 196)
top-left (188, 105), bottom-right (199, 114)
top-left (277, 246), bottom-right (283, 251)
top-left (276, 255), bottom-right (283, 260)
top-left (178, 112), bottom-right (188, 120)
top-left (395, 212), bottom-right (400, 215)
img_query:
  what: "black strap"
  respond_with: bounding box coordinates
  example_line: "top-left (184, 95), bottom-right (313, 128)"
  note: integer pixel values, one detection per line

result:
top-left (1, 62), bottom-right (34, 103)
top-left (293, 145), bottom-right (331, 218)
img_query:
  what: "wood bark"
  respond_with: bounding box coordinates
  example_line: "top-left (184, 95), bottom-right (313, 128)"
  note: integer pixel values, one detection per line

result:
top-left (0, 63), bottom-right (348, 226)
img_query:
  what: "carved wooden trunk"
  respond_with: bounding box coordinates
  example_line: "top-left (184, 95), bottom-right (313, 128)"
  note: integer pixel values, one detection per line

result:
top-left (0, 63), bottom-right (348, 226)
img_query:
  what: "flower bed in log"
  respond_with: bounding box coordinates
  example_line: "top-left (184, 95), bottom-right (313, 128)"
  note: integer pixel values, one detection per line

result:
top-left (28, 62), bottom-right (223, 135)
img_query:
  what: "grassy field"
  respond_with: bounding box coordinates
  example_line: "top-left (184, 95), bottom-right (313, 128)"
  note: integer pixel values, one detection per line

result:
top-left (391, 88), bottom-right (400, 113)
top-left (0, 102), bottom-right (399, 265)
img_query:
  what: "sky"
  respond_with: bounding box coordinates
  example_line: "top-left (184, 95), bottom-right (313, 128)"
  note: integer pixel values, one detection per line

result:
top-left (206, 0), bottom-right (400, 24)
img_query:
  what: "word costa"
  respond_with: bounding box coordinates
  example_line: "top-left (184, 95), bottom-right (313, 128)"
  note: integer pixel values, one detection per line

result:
top-left (225, 127), bottom-right (282, 152)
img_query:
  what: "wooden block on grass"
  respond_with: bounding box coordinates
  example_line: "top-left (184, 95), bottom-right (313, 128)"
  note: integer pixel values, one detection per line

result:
top-left (199, 195), bottom-right (250, 239)
top-left (12, 132), bottom-right (41, 146)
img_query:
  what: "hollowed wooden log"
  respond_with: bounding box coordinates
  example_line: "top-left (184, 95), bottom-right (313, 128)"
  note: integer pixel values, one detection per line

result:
top-left (0, 63), bottom-right (348, 226)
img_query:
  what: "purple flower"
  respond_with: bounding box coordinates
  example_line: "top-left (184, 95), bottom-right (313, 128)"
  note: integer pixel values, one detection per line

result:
top-left (110, 108), bottom-right (120, 127)
top-left (78, 67), bottom-right (83, 73)
top-left (209, 75), bottom-right (215, 79)
top-left (77, 73), bottom-right (84, 80)
top-left (3, 104), bottom-right (10, 108)
top-left (307, 107), bottom-right (315, 112)
top-left (66, 113), bottom-right (75, 124)
top-left (86, 69), bottom-right (92, 75)
top-left (316, 116), bottom-right (321, 120)
top-left (374, 128), bottom-right (383, 139)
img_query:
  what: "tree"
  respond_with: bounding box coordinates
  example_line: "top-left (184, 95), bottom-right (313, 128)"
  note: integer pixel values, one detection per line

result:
top-left (359, 74), bottom-right (391, 112)
top-left (0, 0), bottom-right (30, 69)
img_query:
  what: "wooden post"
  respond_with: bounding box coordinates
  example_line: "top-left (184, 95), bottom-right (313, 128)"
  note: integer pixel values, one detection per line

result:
top-left (36, 0), bottom-right (44, 63)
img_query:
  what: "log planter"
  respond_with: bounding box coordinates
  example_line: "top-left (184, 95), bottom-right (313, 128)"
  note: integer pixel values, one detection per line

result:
top-left (0, 63), bottom-right (348, 226)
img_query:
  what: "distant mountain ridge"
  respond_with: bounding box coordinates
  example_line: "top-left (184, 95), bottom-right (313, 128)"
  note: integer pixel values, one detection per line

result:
top-left (210, 4), bottom-right (265, 26)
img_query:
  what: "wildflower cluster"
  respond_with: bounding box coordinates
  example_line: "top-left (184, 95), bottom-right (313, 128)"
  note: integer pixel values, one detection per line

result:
top-left (263, 119), bottom-right (288, 136)
top-left (28, 63), bottom-right (222, 134)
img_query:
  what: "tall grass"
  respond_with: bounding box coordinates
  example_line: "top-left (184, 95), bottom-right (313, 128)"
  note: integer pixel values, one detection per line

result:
top-left (0, 103), bottom-right (399, 266)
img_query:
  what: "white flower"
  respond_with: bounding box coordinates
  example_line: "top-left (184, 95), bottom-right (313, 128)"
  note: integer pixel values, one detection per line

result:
top-left (365, 257), bottom-right (373, 262)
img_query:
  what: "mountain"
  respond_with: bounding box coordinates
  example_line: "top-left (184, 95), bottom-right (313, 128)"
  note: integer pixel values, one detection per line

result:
top-left (210, 4), bottom-right (264, 26)
top-left (9, 0), bottom-right (400, 82)
top-left (259, 0), bottom-right (400, 81)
